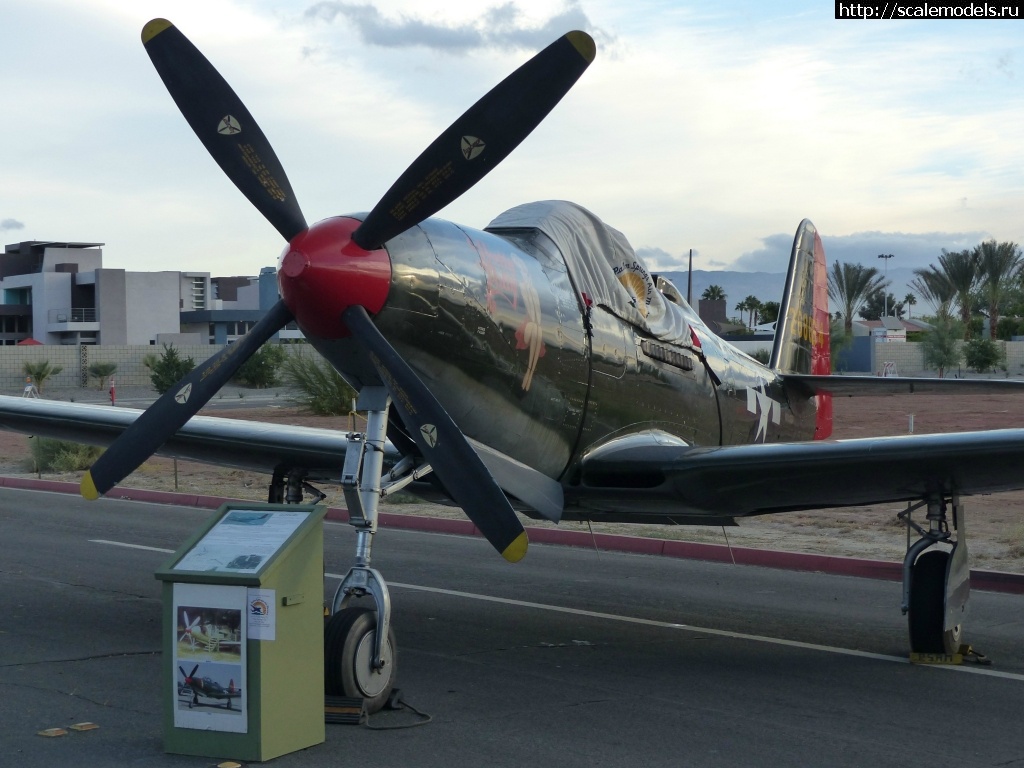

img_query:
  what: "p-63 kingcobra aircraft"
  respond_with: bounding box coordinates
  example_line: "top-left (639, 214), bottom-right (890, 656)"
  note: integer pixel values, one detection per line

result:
top-left (3, 19), bottom-right (1024, 712)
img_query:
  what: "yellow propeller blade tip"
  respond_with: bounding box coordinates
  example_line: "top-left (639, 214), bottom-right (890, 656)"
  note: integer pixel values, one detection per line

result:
top-left (142, 18), bottom-right (173, 44)
top-left (80, 471), bottom-right (99, 501)
top-left (501, 531), bottom-right (529, 563)
top-left (566, 31), bottom-right (597, 63)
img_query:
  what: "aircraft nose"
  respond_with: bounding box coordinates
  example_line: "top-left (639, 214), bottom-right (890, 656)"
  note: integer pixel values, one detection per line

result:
top-left (278, 216), bottom-right (392, 338)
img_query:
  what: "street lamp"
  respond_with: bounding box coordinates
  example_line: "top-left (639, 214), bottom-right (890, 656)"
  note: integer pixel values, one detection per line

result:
top-left (877, 253), bottom-right (895, 317)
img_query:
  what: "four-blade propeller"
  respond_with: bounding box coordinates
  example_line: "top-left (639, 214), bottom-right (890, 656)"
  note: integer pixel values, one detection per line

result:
top-left (82, 18), bottom-right (596, 561)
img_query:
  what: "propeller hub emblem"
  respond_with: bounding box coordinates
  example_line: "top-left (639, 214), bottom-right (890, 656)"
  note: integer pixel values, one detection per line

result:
top-left (175, 383), bottom-right (193, 405)
top-left (217, 115), bottom-right (242, 135)
top-left (461, 136), bottom-right (485, 161)
top-left (420, 424), bottom-right (438, 448)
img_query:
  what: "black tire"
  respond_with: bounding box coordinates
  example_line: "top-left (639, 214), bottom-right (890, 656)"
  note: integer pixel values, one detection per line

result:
top-left (908, 550), bottom-right (961, 654)
top-left (324, 607), bottom-right (397, 714)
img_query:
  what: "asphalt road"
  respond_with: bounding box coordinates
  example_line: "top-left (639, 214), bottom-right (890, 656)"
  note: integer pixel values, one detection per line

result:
top-left (2, 487), bottom-right (1023, 768)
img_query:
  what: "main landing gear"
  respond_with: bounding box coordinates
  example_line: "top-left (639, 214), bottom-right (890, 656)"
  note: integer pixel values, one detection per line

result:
top-left (899, 495), bottom-right (970, 656)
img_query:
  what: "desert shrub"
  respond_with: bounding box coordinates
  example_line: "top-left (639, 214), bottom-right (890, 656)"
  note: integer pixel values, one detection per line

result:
top-left (88, 361), bottom-right (118, 389)
top-left (1000, 522), bottom-right (1024, 558)
top-left (234, 344), bottom-right (287, 388)
top-left (145, 344), bottom-right (196, 394)
top-left (283, 350), bottom-right (355, 416)
top-left (29, 437), bottom-right (102, 472)
top-left (23, 360), bottom-right (63, 393)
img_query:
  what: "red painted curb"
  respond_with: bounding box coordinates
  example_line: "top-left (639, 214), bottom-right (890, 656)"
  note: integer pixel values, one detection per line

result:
top-left (3, 475), bottom-right (1022, 594)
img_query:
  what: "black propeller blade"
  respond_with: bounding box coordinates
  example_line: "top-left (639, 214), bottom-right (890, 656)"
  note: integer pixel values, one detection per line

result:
top-left (142, 19), bottom-right (307, 242)
top-left (81, 300), bottom-right (294, 500)
top-left (351, 30), bottom-right (596, 250)
top-left (343, 305), bottom-right (528, 562)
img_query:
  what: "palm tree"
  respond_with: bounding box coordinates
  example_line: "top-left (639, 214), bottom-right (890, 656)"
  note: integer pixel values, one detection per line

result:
top-left (909, 266), bottom-right (955, 320)
top-left (974, 240), bottom-right (1022, 339)
top-left (734, 298), bottom-right (748, 325)
top-left (88, 361), bottom-right (117, 390)
top-left (937, 248), bottom-right (979, 335)
top-left (827, 261), bottom-right (888, 335)
top-left (701, 284), bottom-right (726, 301)
top-left (23, 360), bottom-right (63, 394)
top-left (743, 295), bottom-right (762, 328)
top-left (904, 293), bottom-right (916, 319)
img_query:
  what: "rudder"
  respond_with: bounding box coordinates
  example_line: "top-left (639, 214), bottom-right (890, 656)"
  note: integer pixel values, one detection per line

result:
top-left (769, 219), bottom-right (832, 438)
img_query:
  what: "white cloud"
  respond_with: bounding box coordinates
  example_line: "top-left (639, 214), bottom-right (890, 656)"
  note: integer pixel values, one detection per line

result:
top-left (2, 1), bottom-right (1022, 277)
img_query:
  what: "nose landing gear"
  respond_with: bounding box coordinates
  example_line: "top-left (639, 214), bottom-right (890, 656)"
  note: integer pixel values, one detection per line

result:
top-left (323, 386), bottom-right (409, 713)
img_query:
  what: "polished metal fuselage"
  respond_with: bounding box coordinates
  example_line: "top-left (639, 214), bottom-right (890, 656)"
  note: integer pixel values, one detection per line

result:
top-left (309, 218), bottom-right (820, 492)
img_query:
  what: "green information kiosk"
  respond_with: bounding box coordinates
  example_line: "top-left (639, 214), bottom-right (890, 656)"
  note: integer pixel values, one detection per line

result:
top-left (155, 502), bottom-right (326, 762)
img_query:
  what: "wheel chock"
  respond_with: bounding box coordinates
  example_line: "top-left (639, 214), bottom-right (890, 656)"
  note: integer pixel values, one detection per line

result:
top-left (910, 651), bottom-right (963, 665)
top-left (909, 644), bottom-right (992, 666)
top-left (324, 695), bottom-right (367, 725)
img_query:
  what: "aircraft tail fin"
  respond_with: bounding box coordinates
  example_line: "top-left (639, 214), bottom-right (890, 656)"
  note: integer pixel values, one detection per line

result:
top-left (770, 219), bottom-right (832, 439)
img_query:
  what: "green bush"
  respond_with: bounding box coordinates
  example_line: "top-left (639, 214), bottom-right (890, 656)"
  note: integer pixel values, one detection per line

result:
top-left (145, 344), bottom-right (196, 394)
top-left (963, 337), bottom-right (1004, 373)
top-left (749, 348), bottom-right (771, 365)
top-left (921, 319), bottom-right (963, 378)
top-left (29, 437), bottom-right (102, 472)
top-left (996, 316), bottom-right (1023, 341)
top-left (283, 350), bottom-right (356, 416)
top-left (234, 344), bottom-right (287, 388)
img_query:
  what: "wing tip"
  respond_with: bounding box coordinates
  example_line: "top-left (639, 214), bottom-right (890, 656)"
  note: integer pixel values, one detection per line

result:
top-left (142, 18), bottom-right (173, 44)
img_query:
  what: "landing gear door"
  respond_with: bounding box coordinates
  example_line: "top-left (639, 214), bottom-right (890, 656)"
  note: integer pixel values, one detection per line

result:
top-left (945, 503), bottom-right (970, 635)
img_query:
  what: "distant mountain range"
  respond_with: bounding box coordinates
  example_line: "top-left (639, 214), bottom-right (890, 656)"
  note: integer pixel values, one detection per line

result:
top-left (659, 268), bottom-right (922, 315)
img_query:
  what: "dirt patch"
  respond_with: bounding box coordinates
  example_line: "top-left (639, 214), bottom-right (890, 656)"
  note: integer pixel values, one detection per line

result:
top-left (2, 395), bottom-right (1023, 572)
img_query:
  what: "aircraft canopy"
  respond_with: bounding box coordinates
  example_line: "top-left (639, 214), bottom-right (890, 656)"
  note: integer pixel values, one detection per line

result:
top-left (487, 200), bottom-right (691, 346)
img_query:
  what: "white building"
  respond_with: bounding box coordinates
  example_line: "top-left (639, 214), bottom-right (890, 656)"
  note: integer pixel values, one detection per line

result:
top-left (1, 241), bottom-right (197, 345)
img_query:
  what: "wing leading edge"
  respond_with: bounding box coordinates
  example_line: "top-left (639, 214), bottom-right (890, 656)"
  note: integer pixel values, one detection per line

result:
top-left (0, 395), bottom-right (356, 483)
top-left (0, 396), bottom-right (561, 518)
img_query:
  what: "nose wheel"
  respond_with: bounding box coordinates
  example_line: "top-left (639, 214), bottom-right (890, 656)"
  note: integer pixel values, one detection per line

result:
top-left (325, 607), bottom-right (397, 713)
top-left (324, 387), bottom-right (401, 714)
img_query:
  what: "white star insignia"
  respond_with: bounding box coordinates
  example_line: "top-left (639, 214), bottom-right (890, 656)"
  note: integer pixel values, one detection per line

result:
top-left (746, 382), bottom-right (780, 442)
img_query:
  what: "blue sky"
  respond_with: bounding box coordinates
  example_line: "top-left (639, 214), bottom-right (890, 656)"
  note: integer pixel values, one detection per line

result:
top-left (2, 0), bottom-right (1022, 284)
